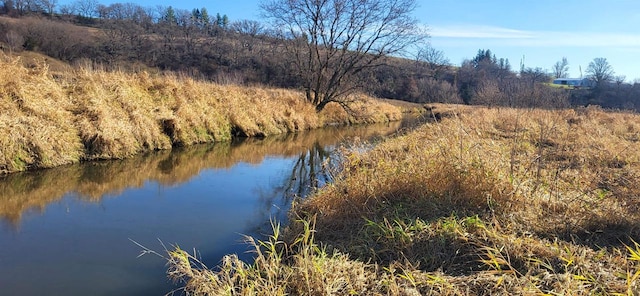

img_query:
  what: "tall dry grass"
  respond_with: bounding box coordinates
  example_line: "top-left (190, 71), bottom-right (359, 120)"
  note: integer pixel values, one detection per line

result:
top-left (0, 52), bottom-right (401, 174)
top-left (167, 104), bottom-right (640, 295)
top-left (320, 96), bottom-right (403, 125)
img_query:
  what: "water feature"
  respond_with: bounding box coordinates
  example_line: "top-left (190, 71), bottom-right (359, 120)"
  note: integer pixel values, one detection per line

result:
top-left (0, 122), bottom-right (405, 295)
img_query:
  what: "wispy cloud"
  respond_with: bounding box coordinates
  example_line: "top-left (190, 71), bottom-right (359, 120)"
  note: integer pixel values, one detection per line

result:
top-left (430, 25), bottom-right (535, 39)
top-left (430, 24), bottom-right (640, 48)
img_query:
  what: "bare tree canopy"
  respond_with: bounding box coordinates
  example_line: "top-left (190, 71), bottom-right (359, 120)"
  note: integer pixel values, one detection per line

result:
top-left (614, 75), bottom-right (626, 85)
top-left (552, 57), bottom-right (569, 78)
top-left (586, 57), bottom-right (614, 86)
top-left (231, 19), bottom-right (264, 36)
top-left (260, 0), bottom-right (427, 111)
top-left (416, 45), bottom-right (449, 79)
top-left (73, 0), bottom-right (98, 18)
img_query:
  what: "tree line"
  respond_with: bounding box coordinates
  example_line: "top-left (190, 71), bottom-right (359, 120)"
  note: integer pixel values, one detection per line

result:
top-left (1, 0), bottom-right (639, 111)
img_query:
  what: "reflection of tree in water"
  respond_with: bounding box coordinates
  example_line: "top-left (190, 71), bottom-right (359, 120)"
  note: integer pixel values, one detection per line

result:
top-left (0, 121), bottom-right (407, 228)
top-left (252, 140), bottom-right (340, 237)
top-left (285, 141), bottom-right (334, 199)
top-left (204, 140), bottom-right (339, 263)
top-left (250, 119), bottom-right (429, 232)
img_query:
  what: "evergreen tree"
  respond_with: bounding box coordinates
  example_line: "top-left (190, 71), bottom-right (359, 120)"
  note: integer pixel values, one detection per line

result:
top-left (222, 14), bottom-right (228, 28)
top-left (200, 7), bottom-right (210, 27)
top-left (164, 6), bottom-right (176, 25)
top-left (216, 13), bottom-right (222, 26)
top-left (472, 49), bottom-right (494, 68)
top-left (191, 8), bottom-right (201, 21)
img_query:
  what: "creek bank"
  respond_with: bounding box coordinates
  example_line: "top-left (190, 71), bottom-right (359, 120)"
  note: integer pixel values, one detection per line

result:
top-left (168, 104), bottom-right (640, 295)
top-left (0, 53), bottom-right (404, 174)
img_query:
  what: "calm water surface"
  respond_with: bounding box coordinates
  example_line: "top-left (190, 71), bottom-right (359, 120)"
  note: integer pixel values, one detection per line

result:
top-left (0, 123), bottom-right (404, 295)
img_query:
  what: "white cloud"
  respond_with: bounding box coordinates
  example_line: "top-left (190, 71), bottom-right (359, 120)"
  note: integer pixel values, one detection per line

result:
top-left (430, 24), bottom-right (640, 48)
top-left (430, 25), bottom-right (535, 39)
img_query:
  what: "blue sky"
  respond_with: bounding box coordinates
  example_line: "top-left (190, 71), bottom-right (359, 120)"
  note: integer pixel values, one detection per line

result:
top-left (422, 0), bottom-right (640, 81)
top-left (65, 0), bottom-right (640, 81)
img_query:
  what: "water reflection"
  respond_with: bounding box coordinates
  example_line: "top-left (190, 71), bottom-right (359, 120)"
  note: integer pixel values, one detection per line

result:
top-left (0, 122), bottom-right (410, 296)
top-left (0, 123), bottom-right (408, 295)
top-left (0, 122), bottom-right (400, 228)
top-left (285, 141), bottom-right (332, 198)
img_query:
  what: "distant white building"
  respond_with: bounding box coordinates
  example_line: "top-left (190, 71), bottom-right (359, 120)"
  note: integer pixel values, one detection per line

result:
top-left (552, 78), bottom-right (595, 89)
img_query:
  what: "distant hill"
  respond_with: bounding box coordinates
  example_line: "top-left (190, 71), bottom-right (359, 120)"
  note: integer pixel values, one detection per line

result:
top-left (1, 11), bottom-right (639, 110)
top-left (0, 13), bottom-right (462, 104)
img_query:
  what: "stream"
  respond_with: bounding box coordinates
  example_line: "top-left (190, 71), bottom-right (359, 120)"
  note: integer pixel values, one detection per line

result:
top-left (0, 121), bottom-right (412, 295)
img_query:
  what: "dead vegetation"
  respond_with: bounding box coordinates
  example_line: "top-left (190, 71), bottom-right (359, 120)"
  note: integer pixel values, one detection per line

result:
top-left (167, 104), bottom-right (640, 295)
top-left (0, 52), bottom-right (401, 174)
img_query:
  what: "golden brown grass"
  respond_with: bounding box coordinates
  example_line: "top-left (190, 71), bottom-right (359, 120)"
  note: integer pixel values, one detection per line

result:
top-left (0, 52), bottom-right (401, 174)
top-left (167, 104), bottom-right (640, 295)
top-left (319, 95), bottom-right (403, 126)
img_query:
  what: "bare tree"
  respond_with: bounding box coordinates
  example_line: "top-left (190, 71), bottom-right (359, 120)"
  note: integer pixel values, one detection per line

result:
top-left (4, 30), bottom-right (23, 52)
top-left (416, 45), bottom-right (449, 80)
top-left (146, 5), bottom-right (164, 23)
top-left (19, 18), bottom-right (87, 60)
top-left (73, 0), bottom-right (98, 18)
top-left (13, 0), bottom-right (28, 14)
top-left (521, 67), bottom-right (550, 88)
top-left (22, 0), bottom-right (42, 13)
top-left (39, 0), bottom-right (57, 15)
top-left (0, 0), bottom-right (13, 14)
top-left (552, 57), bottom-right (569, 78)
top-left (261, 0), bottom-right (427, 111)
top-left (58, 3), bottom-right (73, 15)
top-left (586, 57), bottom-right (614, 86)
top-left (230, 20), bottom-right (264, 37)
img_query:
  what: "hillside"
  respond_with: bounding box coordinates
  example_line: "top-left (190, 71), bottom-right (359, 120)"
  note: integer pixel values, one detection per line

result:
top-left (2, 13), bottom-right (639, 110)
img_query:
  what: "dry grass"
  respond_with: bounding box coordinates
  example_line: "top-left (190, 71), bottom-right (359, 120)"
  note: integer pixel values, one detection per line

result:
top-left (164, 219), bottom-right (438, 296)
top-left (319, 95), bottom-right (404, 126)
top-left (167, 104), bottom-right (640, 295)
top-left (0, 52), bottom-right (400, 174)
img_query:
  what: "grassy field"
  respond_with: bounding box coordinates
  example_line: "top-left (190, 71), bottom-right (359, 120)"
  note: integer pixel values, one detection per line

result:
top-left (0, 52), bottom-right (402, 174)
top-left (166, 104), bottom-right (640, 295)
